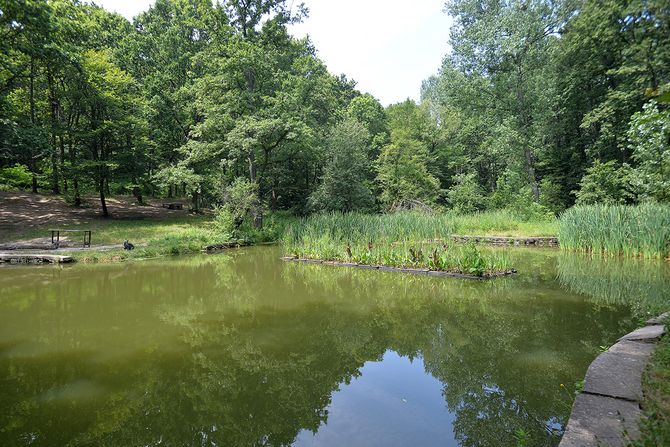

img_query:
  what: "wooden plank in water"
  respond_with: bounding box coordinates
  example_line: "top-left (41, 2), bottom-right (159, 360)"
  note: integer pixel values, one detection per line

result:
top-left (0, 253), bottom-right (74, 264)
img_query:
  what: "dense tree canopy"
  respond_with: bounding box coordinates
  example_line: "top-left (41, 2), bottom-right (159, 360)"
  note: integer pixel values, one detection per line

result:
top-left (1, 0), bottom-right (668, 218)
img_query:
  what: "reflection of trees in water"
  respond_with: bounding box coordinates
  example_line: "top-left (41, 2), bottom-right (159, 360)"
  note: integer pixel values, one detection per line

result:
top-left (557, 252), bottom-right (670, 319)
top-left (0, 248), bottom-right (633, 446)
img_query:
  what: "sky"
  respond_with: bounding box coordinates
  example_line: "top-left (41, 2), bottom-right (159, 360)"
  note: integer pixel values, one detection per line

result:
top-left (95, 0), bottom-right (453, 106)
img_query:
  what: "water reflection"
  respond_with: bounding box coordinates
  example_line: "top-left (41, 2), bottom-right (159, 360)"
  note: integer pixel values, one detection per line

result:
top-left (294, 351), bottom-right (456, 447)
top-left (556, 251), bottom-right (670, 319)
top-left (0, 246), bottom-right (659, 446)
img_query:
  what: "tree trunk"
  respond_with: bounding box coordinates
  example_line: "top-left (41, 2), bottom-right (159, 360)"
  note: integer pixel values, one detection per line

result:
top-left (526, 153), bottom-right (540, 202)
top-left (99, 176), bottom-right (109, 217)
top-left (515, 69), bottom-right (540, 202)
top-left (69, 134), bottom-right (81, 206)
top-left (59, 135), bottom-right (67, 192)
top-left (47, 68), bottom-right (60, 194)
top-left (248, 149), bottom-right (263, 228)
top-left (29, 57), bottom-right (38, 194)
top-left (73, 177), bottom-right (81, 207)
top-left (191, 189), bottom-right (199, 212)
top-left (132, 178), bottom-right (143, 204)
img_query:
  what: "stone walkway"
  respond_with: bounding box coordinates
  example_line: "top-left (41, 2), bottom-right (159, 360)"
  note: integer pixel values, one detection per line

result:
top-left (559, 313), bottom-right (668, 446)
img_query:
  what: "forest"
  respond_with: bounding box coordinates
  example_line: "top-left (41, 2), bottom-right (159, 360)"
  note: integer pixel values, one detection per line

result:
top-left (1, 0), bottom-right (669, 224)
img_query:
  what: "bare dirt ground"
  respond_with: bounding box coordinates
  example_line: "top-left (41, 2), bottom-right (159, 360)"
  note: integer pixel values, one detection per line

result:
top-left (0, 191), bottom-right (190, 245)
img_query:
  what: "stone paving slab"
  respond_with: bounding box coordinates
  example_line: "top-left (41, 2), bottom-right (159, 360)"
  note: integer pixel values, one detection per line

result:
top-left (583, 344), bottom-right (652, 401)
top-left (559, 393), bottom-right (641, 447)
top-left (607, 340), bottom-right (656, 358)
top-left (619, 324), bottom-right (666, 342)
top-left (646, 311), bottom-right (670, 325)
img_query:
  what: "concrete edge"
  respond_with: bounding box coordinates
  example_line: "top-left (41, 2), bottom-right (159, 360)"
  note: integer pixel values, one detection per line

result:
top-left (559, 314), bottom-right (668, 446)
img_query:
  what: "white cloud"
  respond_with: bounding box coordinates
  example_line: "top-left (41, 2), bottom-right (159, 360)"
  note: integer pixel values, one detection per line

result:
top-left (94, 0), bottom-right (154, 20)
top-left (94, 0), bottom-right (453, 105)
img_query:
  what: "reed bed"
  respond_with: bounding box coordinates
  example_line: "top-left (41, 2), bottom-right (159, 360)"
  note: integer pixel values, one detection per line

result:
top-left (283, 212), bottom-right (515, 276)
top-left (283, 210), bottom-right (556, 244)
top-left (559, 204), bottom-right (670, 259)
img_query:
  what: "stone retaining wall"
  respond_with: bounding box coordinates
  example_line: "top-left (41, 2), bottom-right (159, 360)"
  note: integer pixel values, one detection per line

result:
top-left (451, 235), bottom-right (559, 246)
top-left (559, 312), bottom-right (668, 447)
top-left (0, 253), bottom-right (73, 264)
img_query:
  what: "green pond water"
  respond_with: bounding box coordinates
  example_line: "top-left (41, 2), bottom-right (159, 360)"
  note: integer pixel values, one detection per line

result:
top-left (1, 246), bottom-right (668, 447)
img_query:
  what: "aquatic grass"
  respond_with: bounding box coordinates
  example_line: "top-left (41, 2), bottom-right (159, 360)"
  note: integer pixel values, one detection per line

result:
top-left (283, 212), bottom-right (517, 276)
top-left (559, 204), bottom-right (670, 259)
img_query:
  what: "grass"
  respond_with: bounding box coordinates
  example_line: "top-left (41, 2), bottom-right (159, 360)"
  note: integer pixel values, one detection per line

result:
top-left (283, 212), bottom-right (518, 276)
top-left (5, 213), bottom-right (293, 263)
top-left (559, 204), bottom-right (670, 259)
top-left (634, 324), bottom-right (670, 446)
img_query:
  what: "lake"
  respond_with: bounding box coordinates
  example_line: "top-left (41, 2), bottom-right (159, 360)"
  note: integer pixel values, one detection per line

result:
top-left (1, 246), bottom-right (668, 447)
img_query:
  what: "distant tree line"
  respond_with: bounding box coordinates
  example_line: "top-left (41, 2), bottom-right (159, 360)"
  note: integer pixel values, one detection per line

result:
top-left (1, 0), bottom-right (668, 221)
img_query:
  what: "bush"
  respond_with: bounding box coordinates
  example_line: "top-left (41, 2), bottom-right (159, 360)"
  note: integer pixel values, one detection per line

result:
top-left (0, 164), bottom-right (32, 189)
top-left (447, 172), bottom-right (485, 214)
top-left (574, 160), bottom-right (635, 205)
top-left (214, 178), bottom-right (259, 239)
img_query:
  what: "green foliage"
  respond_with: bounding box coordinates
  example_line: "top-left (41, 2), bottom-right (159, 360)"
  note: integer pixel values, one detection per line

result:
top-left (346, 93), bottom-right (388, 157)
top-left (539, 177), bottom-right (566, 215)
top-left (0, 164), bottom-right (32, 189)
top-left (559, 204), bottom-right (670, 258)
top-left (308, 118), bottom-right (374, 212)
top-left (447, 173), bottom-right (485, 214)
top-left (214, 178), bottom-right (259, 239)
top-left (627, 101), bottom-right (670, 203)
top-left (574, 160), bottom-right (634, 205)
top-left (376, 136), bottom-right (440, 210)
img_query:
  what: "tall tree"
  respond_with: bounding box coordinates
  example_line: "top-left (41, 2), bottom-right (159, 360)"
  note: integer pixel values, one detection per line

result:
top-left (309, 118), bottom-right (374, 212)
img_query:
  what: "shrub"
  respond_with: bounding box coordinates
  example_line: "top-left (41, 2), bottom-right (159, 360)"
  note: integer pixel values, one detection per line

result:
top-left (447, 172), bottom-right (485, 214)
top-left (574, 160), bottom-right (635, 205)
top-left (0, 164), bottom-right (32, 189)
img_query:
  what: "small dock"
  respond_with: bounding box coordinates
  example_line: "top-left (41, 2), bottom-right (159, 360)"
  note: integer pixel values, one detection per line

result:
top-left (0, 253), bottom-right (74, 264)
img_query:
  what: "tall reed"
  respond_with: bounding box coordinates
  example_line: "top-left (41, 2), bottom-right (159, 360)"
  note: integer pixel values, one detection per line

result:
top-left (558, 204), bottom-right (670, 259)
top-left (283, 210), bottom-right (556, 247)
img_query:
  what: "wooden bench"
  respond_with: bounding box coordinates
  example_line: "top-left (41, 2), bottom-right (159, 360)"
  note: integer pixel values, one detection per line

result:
top-left (49, 229), bottom-right (92, 248)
